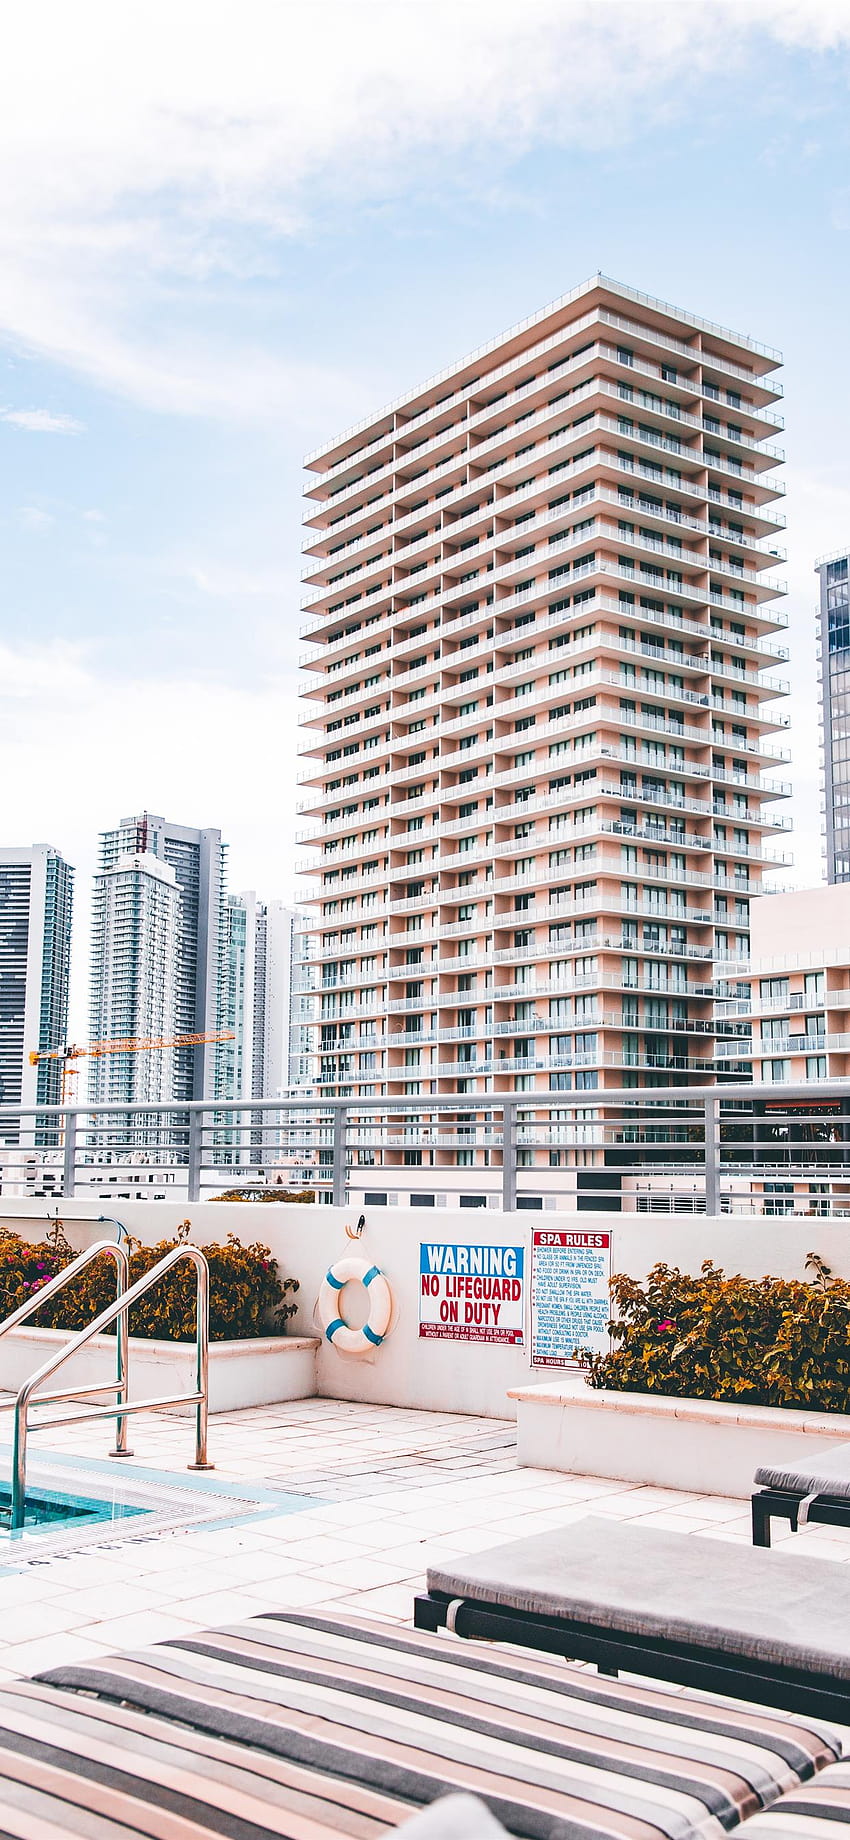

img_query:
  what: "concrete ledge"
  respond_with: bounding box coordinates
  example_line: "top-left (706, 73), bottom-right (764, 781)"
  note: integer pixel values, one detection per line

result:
top-left (508, 1375), bottom-right (850, 1498)
top-left (0, 1328), bottom-right (319, 1414)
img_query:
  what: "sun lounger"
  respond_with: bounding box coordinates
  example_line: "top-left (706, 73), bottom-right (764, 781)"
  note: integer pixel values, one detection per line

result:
top-left (28, 1607), bottom-right (840, 1840)
top-left (414, 1516), bottom-right (850, 1725)
top-left (752, 1443), bottom-right (850, 1546)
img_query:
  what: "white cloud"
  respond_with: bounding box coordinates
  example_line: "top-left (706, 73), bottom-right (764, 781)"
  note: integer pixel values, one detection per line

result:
top-left (0, 407), bottom-right (83, 432)
top-left (0, 0), bottom-right (845, 422)
top-left (0, 635), bottom-right (304, 1027)
top-left (16, 505), bottom-right (55, 531)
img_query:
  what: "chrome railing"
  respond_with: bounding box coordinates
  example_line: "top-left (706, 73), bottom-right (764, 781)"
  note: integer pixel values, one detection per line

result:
top-left (2, 1086), bottom-right (850, 1220)
top-left (0, 1239), bottom-right (211, 1529)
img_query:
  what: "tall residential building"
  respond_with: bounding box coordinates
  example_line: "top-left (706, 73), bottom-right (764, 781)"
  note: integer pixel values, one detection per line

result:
top-left (816, 550), bottom-right (850, 882)
top-left (97, 813), bottom-right (228, 1099)
top-left (224, 895), bottom-right (313, 1099)
top-left (88, 853), bottom-right (180, 1104)
top-left (0, 846), bottom-right (74, 1130)
top-left (297, 276), bottom-right (789, 1191)
top-left (716, 883), bottom-right (850, 1088)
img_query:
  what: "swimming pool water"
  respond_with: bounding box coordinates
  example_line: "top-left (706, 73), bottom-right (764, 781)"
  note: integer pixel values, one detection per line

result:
top-left (0, 1485), bottom-right (147, 1535)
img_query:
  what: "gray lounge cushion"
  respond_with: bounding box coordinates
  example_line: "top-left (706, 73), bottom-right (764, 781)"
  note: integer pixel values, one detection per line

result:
top-left (754, 1442), bottom-right (850, 1499)
top-left (741, 1757), bottom-right (850, 1834)
top-left (427, 1515), bottom-right (850, 1682)
top-left (400, 1795), bottom-right (507, 1838)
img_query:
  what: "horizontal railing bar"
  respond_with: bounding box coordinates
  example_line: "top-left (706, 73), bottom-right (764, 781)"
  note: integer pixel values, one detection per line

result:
top-left (17, 1392), bottom-right (204, 1432)
top-left (5, 1081), bottom-right (850, 1115)
top-left (0, 1380), bottom-right (127, 1408)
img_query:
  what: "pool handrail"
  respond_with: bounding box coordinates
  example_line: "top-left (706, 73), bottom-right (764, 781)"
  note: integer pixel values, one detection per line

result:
top-left (2, 1242), bottom-right (211, 1530)
top-left (0, 1238), bottom-right (131, 1467)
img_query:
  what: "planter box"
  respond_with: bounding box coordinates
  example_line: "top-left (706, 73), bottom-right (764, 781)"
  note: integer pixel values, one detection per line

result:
top-left (508, 1373), bottom-right (850, 1499)
top-left (0, 1328), bottom-right (319, 1415)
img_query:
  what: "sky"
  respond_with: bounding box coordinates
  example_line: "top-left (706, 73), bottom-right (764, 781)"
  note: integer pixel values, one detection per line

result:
top-left (2, 0), bottom-right (850, 1031)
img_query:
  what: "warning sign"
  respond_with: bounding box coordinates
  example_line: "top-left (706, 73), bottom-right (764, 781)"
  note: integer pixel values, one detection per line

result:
top-left (530, 1229), bottom-right (612, 1368)
top-left (419, 1242), bottom-right (525, 1344)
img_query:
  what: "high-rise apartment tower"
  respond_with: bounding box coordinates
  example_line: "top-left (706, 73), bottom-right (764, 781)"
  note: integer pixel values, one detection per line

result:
top-left (298, 276), bottom-right (789, 1187)
top-left (95, 813), bottom-right (228, 1099)
top-left (224, 895), bottom-right (313, 1100)
top-left (0, 846), bottom-right (74, 1133)
top-left (816, 550), bottom-right (850, 882)
top-left (88, 852), bottom-right (180, 1105)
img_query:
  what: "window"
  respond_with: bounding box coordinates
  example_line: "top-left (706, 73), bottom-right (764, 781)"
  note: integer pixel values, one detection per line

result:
top-left (806, 1056), bottom-right (827, 1080)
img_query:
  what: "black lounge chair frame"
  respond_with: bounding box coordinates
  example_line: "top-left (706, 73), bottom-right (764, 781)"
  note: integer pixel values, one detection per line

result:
top-left (413, 1587), bottom-right (850, 1727)
top-left (752, 1484), bottom-right (850, 1547)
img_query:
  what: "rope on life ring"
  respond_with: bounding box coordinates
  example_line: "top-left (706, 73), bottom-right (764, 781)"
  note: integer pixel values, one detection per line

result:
top-left (317, 1256), bottom-right (393, 1357)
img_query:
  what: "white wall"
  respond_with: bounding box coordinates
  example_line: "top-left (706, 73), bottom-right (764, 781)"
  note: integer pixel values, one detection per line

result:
top-left (750, 882), bottom-right (850, 964)
top-left (0, 1200), bottom-right (846, 1421)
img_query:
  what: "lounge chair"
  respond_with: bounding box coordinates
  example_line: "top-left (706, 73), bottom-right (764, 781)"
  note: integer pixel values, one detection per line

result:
top-left (18, 1605), bottom-right (839, 1840)
top-left (752, 1443), bottom-right (850, 1546)
top-left (414, 1516), bottom-right (850, 1725)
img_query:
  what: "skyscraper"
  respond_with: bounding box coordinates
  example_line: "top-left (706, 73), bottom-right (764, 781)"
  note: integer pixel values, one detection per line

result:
top-left (816, 550), bottom-right (850, 882)
top-left (297, 275), bottom-right (788, 1193)
top-left (96, 814), bottom-right (228, 1099)
top-left (88, 852), bottom-right (180, 1104)
top-left (0, 846), bottom-right (74, 1131)
top-left (224, 894), bottom-right (312, 1099)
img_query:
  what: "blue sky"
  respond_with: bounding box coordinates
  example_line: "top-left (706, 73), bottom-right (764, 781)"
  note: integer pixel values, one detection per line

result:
top-left (2, 0), bottom-right (849, 1022)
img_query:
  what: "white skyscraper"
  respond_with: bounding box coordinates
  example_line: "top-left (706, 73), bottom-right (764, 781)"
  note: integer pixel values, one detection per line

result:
top-left (0, 845), bottom-right (74, 1134)
top-left (88, 853), bottom-right (179, 1104)
top-left (97, 813), bottom-right (229, 1100)
top-left (224, 896), bottom-right (313, 1099)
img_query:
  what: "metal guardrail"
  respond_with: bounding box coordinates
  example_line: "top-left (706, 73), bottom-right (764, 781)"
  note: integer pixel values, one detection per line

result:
top-left (1, 1085), bottom-right (850, 1215)
top-left (0, 1239), bottom-right (212, 1529)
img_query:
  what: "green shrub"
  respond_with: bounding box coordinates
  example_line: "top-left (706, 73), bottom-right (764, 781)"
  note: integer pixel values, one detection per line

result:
top-left (0, 1223), bottom-right (298, 1342)
top-left (581, 1256), bottom-right (850, 1412)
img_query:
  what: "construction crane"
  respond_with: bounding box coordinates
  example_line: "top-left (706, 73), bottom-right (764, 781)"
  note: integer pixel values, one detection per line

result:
top-left (30, 1030), bottom-right (235, 1067)
top-left (30, 1030), bottom-right (235, 1101)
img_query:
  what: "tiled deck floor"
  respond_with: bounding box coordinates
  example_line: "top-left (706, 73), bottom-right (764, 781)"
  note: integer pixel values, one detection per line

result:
top-left (0, 1397), bottom-right (848, 1682)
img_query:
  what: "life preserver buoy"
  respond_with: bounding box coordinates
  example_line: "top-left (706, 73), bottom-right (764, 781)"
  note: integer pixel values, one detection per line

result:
top-left (317, 1256), bottom-right (393, 1356)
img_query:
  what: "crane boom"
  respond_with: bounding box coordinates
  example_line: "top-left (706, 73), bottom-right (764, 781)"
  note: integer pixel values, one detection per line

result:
top-left (29, 1029), bottom-right (234, 1067)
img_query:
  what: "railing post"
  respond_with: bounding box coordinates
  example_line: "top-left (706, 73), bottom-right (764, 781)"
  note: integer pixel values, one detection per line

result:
top-left (188, 1250), bottom-right (213, 1470)
top-left (704, 1095), bottom-right (720, 1216)
top-left (110, 1243), bottom-right (132, 1457)
top-left (332, 1104), bottom-right (347, 1207)
top-left (62, 1109), bottom-right (77, 1198)
top-left (187, 1108), bottom-right (202, 1203)
top-left (502, 1100), bottom-right (517, 1212)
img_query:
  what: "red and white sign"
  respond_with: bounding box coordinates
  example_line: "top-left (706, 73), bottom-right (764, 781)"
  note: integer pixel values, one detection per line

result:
top-left (530, 1229), bottom-right (612, 1368)
top-left (419, 1242), bottom-right (525, 1345)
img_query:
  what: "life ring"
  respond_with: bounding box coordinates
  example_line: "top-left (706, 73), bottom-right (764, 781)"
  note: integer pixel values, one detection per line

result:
top-left (317, 1256), bottom-right (393, 1356)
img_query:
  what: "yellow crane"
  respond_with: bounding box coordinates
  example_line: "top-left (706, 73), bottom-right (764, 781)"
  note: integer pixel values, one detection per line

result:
top-left (30, 1031), bottom-right (235, 1103)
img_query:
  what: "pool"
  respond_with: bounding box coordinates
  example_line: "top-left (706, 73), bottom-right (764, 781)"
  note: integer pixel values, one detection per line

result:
top-left (0, 1483), bottom-right (146, 1536)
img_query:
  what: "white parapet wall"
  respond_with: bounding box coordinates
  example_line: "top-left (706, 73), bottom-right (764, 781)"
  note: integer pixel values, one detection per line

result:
top-left (0, 1328), bottom-right (318, 1414)
top-left (0, 1200), bottom-right (849, 1423)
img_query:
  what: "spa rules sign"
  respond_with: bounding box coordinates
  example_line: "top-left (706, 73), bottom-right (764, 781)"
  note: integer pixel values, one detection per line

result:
top-left (530, 1229), bottom-right (612, 1367)
top-left (419, 1242), bottom-right (525, 1344)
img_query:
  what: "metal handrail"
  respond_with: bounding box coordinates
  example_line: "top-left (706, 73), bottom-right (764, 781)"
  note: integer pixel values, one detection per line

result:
top-left (0, 1238), bottom-right (131, 1465)
top-left (4, 1243), bottom-right (212, 1530)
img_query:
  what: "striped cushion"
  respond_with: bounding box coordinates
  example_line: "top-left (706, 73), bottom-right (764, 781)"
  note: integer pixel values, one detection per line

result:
top-left (24, 1611), bottom-right (841, 1840)
top-left (741, 1758), bottom-right (850, 1835)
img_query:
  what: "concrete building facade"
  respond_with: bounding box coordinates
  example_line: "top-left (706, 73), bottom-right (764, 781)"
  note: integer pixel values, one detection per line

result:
top-left (715, 883), bottom-right (850, 1086)
top-left (0, 846), bottom-right (74, 1131)
top-left (297, 275), bottom-right (789, 1185)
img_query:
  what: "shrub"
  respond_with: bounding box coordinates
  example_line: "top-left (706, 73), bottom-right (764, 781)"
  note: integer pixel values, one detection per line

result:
top-left (581, 1256), bottom-right (850, 1413)
top-left (0, 1223), bottom-right (298, 1342)
top-left (211, 1186), bottom-right (316, 1204)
